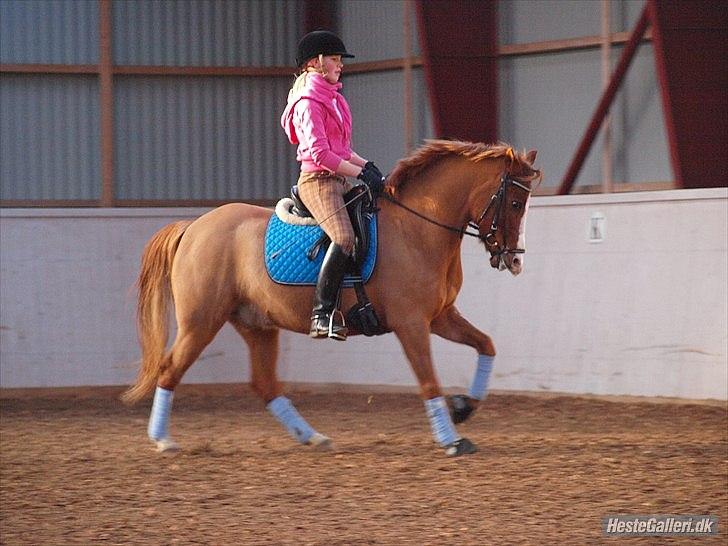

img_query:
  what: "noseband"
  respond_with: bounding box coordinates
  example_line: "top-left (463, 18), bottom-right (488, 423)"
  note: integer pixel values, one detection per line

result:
top-left (470, 174), bottom-right (532, 260)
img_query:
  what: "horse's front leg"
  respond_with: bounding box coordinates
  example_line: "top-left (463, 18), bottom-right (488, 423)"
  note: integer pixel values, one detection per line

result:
top-left (394, 321), bottom-right (477, 457)
top-left (430, 305), bottom-right (496, 424)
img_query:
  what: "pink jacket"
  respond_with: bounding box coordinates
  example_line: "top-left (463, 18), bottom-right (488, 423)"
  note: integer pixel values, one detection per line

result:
top-left (280, 73), bottom-right (353, 173)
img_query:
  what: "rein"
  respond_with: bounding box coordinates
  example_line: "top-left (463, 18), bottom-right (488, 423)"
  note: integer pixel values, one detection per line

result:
top-left (381, 174), bottom-right (532, 253)
top-left (380, 192), bottom-right (476, 238)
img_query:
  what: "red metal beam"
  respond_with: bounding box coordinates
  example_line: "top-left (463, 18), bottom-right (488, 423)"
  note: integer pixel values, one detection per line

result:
top-left (99, 0), bottom-right (114, 206)
top-left (558, 5), bottom-right (650, 195)
top-left (415, 0), bottom-right (498, 143)
top-left (303, 0), bottom-right (336, 34)
top-left (648, 0), bottom-right (728, 189)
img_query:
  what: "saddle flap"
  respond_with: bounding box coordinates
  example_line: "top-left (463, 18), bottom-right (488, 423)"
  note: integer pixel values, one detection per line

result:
top-left (344, 185), bottom-right (372, 269)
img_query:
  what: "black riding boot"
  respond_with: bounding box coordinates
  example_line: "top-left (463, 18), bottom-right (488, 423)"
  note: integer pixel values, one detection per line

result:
top-left (310, 243), bottom-right (350, 340)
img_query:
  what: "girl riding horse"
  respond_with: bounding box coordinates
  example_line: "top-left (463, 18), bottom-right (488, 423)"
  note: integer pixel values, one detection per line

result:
top-left (281, 30), bottom-right (385, 341)
top-left (124, 140), bottom-right (540, 457)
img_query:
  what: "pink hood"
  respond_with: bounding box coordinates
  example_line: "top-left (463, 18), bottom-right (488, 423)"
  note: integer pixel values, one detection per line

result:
top-left (280, 72), bottom-right (353, 172)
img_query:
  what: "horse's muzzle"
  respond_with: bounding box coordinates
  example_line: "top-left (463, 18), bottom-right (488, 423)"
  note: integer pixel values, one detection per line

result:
top-left (490, 252), bottom-right (523, 276)
top-left (507, 254), bottom-right (523, 275)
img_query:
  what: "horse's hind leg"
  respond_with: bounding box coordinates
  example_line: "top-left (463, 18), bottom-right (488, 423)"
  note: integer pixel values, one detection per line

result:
top-left (430, 305), bottom-right (496, 423)
top-left (229, 319), bottom-right (332, 450)
top-left (148, 320), bottom-right (225, 452)
top-left (228, 322), bottom-right (281, 403)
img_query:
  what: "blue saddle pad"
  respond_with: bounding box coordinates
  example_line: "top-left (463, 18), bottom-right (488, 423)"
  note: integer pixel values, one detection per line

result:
top-left (264, 213), bottom-right (377, 286)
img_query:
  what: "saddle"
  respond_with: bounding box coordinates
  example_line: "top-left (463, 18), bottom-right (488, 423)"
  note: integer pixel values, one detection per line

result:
top-left (289, 184), bottom-right (374, 271)
top-left (284, 184), bottom-right (386, 337)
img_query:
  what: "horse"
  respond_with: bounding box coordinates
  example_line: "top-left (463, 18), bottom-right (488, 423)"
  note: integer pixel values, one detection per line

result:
top-left (122, 139), bottom-right (540, 457)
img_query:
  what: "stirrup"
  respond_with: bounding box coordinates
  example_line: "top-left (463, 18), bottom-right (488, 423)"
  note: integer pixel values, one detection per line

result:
top-left (310, 312), bottom-right (347, 341)
top-left (328, 309), bottom-right (347, 341)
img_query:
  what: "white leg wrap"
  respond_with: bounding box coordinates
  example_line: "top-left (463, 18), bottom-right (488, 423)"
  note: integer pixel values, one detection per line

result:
top-left (148, 386), bottom-right (173, 441)
top-left (424, 396), bottom-right (460, 447)
top-left (267, 396), bottom-right (316, 444)
top-left (469, 354), bottom-right (494, 400)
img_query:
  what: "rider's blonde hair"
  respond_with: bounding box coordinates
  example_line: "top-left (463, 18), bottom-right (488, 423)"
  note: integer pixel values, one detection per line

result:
top-left (289, 54), bottom-right (327, 96)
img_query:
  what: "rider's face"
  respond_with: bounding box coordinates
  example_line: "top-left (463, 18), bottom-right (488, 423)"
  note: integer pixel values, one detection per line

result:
top-left (319, 55), bottom-right (343, 84)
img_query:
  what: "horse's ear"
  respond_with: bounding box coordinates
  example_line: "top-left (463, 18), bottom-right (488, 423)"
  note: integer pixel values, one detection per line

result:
top-left (526, 150), bottom-right (537, 164)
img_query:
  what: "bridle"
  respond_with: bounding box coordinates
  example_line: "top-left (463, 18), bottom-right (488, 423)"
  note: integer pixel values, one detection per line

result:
top-left (470, 174), bottom-right (532, 261)
top-left (380, 173), bottom-right (532, 262)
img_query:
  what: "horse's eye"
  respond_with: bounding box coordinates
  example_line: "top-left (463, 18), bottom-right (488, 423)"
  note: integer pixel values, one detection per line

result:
top-left (511, 201), bottom-right (523, 210)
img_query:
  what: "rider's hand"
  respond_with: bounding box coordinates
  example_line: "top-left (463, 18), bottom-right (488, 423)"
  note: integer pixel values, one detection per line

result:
top-left (365, 161), bottom-right (384, 180)
top-left (357, 162), bottom-right (385, 195)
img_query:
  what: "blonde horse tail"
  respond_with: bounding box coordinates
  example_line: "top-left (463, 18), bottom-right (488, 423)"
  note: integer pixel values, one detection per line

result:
top-left (122, 221), bottom-right (192, 404)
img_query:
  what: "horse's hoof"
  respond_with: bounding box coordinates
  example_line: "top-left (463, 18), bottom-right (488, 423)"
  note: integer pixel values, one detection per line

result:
top-left (448, 394), bottom-right (476, 424)
top-left (154, 438), bottom-right (181, 454)
top-left (444, 438), bottom-right (477, 457)
top-left (307, 432), bottom-right (333, 451)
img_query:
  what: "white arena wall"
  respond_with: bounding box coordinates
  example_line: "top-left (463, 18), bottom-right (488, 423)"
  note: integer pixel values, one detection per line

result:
top-left (1, 188), bottom-right (726, 400)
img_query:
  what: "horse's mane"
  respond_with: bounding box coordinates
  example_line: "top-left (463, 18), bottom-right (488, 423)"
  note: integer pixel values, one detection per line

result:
top-left (386, 139), bottom-right (537, 192)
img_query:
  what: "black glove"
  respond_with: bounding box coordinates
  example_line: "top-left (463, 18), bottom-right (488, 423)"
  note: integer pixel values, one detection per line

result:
top-left (366, 161), bottom-right (384, 180)
top-left (357, 161), bottom-right (385, 195)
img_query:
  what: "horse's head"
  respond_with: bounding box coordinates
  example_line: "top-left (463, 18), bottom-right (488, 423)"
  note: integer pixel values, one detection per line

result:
top-left (474, 149), bottom-right (540, 276)
top-left (385, 140), bottom-right (541, 276)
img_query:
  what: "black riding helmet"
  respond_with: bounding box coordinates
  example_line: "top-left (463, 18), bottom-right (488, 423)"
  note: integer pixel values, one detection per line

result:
top-left (296, 30), bottom-right (354, 67)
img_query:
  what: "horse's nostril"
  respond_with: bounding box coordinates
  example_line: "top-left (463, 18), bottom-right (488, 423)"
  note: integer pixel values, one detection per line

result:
top-left (513, 257), bottom-right (521, 265)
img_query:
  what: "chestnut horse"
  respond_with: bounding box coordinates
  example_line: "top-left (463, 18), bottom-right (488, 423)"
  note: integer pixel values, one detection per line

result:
top-left (123, 140), bottom-right (540, 457)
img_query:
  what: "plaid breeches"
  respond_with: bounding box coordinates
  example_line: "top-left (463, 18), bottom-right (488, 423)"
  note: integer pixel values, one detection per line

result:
top-left (297, 172), bottom-right (355, 255)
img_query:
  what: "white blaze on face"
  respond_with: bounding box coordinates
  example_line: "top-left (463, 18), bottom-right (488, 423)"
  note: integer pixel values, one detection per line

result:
top-left (516, 198), bottom-right (530, 268)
